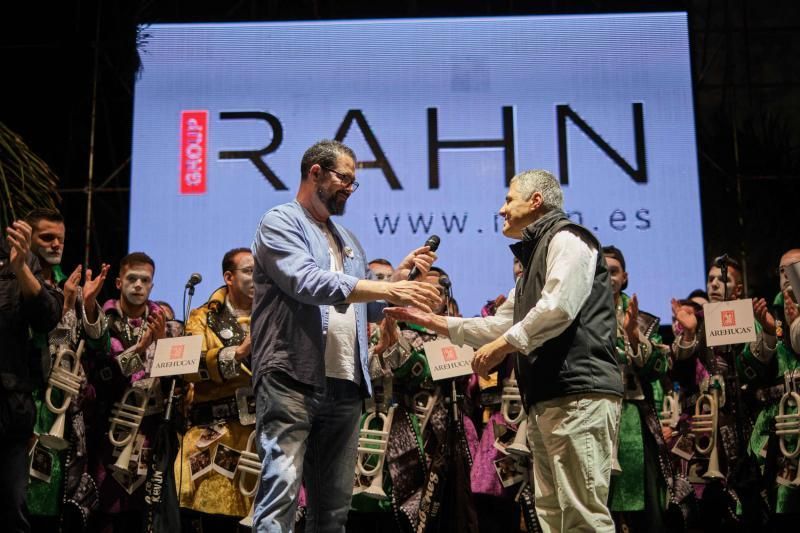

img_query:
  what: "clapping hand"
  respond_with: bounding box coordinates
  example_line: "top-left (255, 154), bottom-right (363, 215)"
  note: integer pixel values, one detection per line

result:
top-left (6, 220), bottom-right (32, 273)
top-left (753, 298), bottom-right (777, 336)
top-left (670, 298), bottom-right (697, 337)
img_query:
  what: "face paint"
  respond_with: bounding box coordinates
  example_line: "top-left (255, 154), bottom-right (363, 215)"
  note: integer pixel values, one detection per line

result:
top-left (120, 266), bottom-right (154, 307)
top-left (31, 220), bottom-right (65, 266)
top-left (38, 248), bottom-right (63, 265)
top-left (779, 251), bottom-right (800, 294)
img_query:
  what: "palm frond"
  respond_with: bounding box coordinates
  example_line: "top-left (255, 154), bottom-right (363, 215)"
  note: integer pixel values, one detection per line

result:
top-left (0, 122), bottom-right (61, 228)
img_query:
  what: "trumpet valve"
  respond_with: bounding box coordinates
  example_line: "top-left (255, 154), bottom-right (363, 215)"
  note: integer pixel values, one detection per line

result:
top-left (354, 406), bottom-right (395, 500)
top-left (776, 392), bottom-right (800, 459)
top-left (501, 379), bottom-right (524, 426)
top-left (237, 431), bottom-right (261, 497)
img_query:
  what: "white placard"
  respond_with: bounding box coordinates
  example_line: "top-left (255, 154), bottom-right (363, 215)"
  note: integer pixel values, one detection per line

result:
top-left (423, 339), bottom-right (475, 381)
top-left (703, 299), bottom-right (757, 347)
top-left (150, 335), bottom-right (203, 377)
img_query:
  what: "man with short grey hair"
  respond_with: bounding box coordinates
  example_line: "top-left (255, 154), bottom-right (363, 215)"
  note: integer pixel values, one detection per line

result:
top-left (510, 169), bottom-right (564, 211)
top-left (386, 168), bottom-right (622, 532)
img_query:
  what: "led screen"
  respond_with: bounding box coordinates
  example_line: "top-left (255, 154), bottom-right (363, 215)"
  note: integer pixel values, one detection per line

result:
top-left (131, 13), bottom-right (703, 322)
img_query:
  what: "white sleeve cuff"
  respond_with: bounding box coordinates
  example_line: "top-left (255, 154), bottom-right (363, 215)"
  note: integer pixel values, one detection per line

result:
top-left (447, 317), bottom-right (466, 347)
top-left (503, 325), bottom-right (529, 353)
top-left (218, 346), bottom-right (241, 380)
top-left (81, 301), bottom-right (106, 339)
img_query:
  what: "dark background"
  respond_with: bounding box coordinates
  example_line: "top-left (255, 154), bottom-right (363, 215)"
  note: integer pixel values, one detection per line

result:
top-left (3, 0), bottom-right (799, 306)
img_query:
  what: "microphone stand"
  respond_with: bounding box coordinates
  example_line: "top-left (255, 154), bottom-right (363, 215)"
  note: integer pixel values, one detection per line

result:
top-left (716, 255), bottom-right (751, 489)
top-left (439, 278), bottom-right (460, 422)
top-left (170, 280), bottom-right (197, 427)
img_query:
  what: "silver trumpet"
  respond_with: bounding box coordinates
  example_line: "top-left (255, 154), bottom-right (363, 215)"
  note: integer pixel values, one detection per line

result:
top-left (501, 373), bottom-right (530, 456)
top-left (412, 388), bottom-right (438, 434)
top-left (776, 369), bottom-right (800, 461)
top-left (41, 340), bottom-right (86, 450)
top-left (108, 386), bottom-right (150, 474)
top-left (354, 404), bottom-right (395, 500)
top-left (776, 370), bottom-right (800, 488)
top-left (690, 376), bottom-right (724, 480)
top-left (237, 430), bottom-right (261, 528)
top-left (661, 385), bottom-right (681, 429)
top-left (501, 374), bottom-right (525, 426)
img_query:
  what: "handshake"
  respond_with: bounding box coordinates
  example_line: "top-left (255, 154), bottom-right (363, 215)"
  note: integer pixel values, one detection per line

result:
top-left (353, 238), bottom-right (443, 314)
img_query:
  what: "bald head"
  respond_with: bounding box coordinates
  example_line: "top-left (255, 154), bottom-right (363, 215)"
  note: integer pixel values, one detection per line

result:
top-left (779, 249), bottom-right (800, 293)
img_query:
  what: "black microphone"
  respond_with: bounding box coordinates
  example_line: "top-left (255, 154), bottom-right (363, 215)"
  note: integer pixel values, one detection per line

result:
top-left (407, 235), bottom-right (441, 280)
top-left (714, 253), bottom-right (730, 285)
top-left (439, 275), bottom-right (452, 299)
top-left (185, 272), bottom-right (203, 289)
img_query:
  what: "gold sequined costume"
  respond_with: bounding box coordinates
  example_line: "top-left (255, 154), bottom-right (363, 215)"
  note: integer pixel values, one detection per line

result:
top-left (175, 286), bottom-right (254, 517)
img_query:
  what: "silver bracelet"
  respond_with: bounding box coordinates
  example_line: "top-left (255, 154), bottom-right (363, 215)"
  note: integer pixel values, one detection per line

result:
top-left (675, 335), bottom-right (698, 350)
top-left (218, 346), bottom-right (240, 380)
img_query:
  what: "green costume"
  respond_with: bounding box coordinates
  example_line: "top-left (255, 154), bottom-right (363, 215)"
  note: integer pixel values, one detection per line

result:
top-left (745, 292), bottom-right (800, 514)
top-left (608, 293), bottom-right (669, 515)
top-left (27, 265), bottom-right (67, 517)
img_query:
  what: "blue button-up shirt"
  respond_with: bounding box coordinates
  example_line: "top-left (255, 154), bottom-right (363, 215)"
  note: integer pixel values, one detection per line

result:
top-left (250, 200), bottom-right (372, 395)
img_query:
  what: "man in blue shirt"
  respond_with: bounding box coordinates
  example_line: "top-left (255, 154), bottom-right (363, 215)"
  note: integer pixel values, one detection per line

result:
top-left (250, 139), bottom-right (440, 532)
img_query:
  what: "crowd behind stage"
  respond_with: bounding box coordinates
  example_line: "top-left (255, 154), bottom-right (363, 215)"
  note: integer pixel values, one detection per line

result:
top-left (2, 205), bottom-right (800, 533)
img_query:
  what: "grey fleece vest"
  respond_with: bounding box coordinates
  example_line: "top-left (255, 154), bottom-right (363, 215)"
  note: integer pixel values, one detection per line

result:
top-left (510, 211), bottom-right (623, 405)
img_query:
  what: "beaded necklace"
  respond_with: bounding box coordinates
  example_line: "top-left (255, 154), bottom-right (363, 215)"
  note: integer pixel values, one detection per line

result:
top-left (116, 303), bottom-right (149, 348)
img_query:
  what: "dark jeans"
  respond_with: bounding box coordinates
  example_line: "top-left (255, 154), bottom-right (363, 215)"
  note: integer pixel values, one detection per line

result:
top-left (254, 372), bottom-right (362, 533)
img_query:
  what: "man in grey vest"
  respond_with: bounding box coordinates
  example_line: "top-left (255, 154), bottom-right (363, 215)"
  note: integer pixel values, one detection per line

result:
top-left (386, 169), bottom-right (623, 532)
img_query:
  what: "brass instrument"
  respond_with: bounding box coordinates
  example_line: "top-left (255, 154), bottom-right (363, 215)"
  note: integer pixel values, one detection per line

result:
top-left (501, 374), bottom-right (530, 456)
top-left (690, 376), bottom-right (724, 480)
top-left (776, 369), bottom-right (800, 460)
top-left (354, 405), bottom-right (395, 500)
top-left (412, 388), bottom-right (437, 434)
top-left (40, 340), bottom-right (85, 450)
top-left (108, 386), bottom-right (150, 474)
top-left (237, 430), bottom-right (261, 527)
top-left (660, 383), bottom-right (681, 429)
top-left (501, 374), bottom-right (525, 426)
top-left (775, 369), bottom-right (800, 487)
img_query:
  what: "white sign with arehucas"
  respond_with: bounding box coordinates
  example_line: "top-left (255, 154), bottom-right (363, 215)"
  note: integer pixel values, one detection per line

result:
top-left (423, 339), bottom-right (475, 381)
top-left (703, 298), bottom-right (757, 347)
top-left (150, 335), bottom-right (203, 377)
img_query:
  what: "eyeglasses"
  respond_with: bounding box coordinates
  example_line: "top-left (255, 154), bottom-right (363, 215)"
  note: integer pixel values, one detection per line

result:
top-left (322, 166), bottom-right (359, 191)
top-left (233, 267), bottom-right (254, 275)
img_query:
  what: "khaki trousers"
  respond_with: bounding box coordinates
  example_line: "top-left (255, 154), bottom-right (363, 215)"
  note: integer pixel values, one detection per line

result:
top-left (527, 393), bottom-right (622, 533)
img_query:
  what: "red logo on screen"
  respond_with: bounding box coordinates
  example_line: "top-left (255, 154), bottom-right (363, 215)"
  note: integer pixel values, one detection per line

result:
top-left (180, 110), bottom-right (208, 194)
top-left (442, 346), bottom-right (457, 362)
top-left (721, 310), bottom-right (736, 327)
top-left (170, 344), bottom-right (185, 360)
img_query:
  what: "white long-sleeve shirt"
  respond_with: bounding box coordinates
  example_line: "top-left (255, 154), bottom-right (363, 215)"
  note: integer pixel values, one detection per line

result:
top-left (447, 228), bottom-right (598, 355)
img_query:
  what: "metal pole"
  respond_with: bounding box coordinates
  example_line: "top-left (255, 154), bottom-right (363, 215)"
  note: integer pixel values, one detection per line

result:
top-left (83, 5), bottom-right (101, 270)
